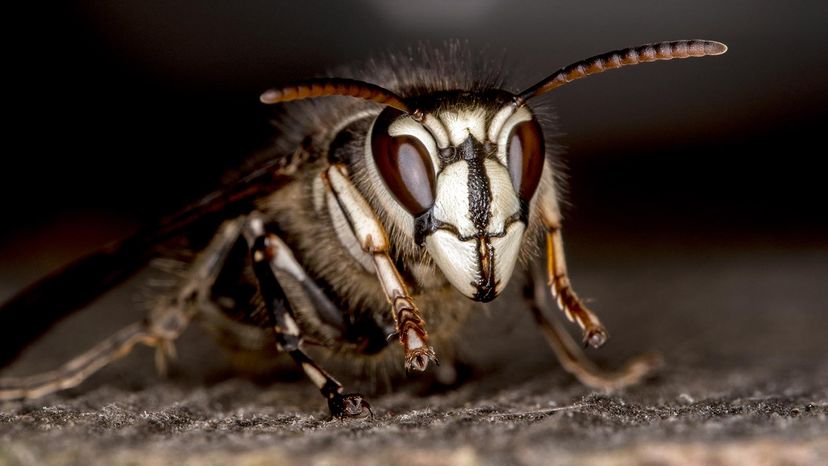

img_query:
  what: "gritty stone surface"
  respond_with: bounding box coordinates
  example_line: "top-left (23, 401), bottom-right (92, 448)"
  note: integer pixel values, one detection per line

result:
top-left (0, 245), bottom-right (826, 465)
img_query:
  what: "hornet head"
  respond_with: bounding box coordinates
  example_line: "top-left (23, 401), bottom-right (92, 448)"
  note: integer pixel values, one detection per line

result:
top-left (367, 93), bottom-right (544, 301)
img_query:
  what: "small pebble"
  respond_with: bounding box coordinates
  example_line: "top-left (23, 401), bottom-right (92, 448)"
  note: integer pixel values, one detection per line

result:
top-left (678, 393), bottom-right (695, 404)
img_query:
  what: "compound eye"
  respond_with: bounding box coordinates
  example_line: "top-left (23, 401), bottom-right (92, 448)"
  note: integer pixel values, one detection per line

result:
top-left (372, 108), bottom-right (436, 215)
top-left (507, 119), bottom-right (544, 201)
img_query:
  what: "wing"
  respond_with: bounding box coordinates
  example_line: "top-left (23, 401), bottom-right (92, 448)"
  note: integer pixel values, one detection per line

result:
top-left (0, 156), bottom-right (296, 367)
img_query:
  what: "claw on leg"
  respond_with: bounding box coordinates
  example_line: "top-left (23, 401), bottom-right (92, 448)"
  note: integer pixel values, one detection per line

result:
top-left (248, 223), bottom-right (376, 419)
top-left (405, 347), bottom-right (439, 372)
top-left (546, 228), bottom-right (609, 348)
top-left (583, 326), bottom-right (608, 349)
top-left (329, 393), bottom-right (373, 419)
top-left (392, 297), bottom-right (437, 372)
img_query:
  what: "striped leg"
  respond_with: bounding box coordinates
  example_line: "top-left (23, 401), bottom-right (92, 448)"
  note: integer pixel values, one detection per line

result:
top-left (0, 219), bottom-right (245, 400)
top-left (545, 227), bottom-right (608, 348)
top-left (323, 164), bottom-right (437, 372)
top-left (244, 217), bottom-right (371, 418)
top-left (532, 179), bottom-right (661, 388)
top-left (537, 180), bottom-right (609, 348)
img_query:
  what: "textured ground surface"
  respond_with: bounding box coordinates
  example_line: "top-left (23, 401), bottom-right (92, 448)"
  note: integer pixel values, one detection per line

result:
top-left (0, 243), bottom-right (826, 465)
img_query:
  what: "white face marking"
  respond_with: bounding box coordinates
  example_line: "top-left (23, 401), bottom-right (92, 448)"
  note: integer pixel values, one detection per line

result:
top-left (430, 158), bottom-right (520, 239)
top-left (484, 159), bottom-right (520, 234)
top-left (438, 108), bottom-right (488, 146)
top-left (487, 104), bottom-right (517, 143)
top-left (489, 222), bottom-right (525, 295)
top-left (431, 162), bottom-right (475, 237)
top-left (421, 114), bottom-right (451, 149)
top-left (425, 222), bottom-right (525, 300)
top-left (425, 229), bottom-right (478, 298)
top-left (363, 103), bottom-right (535, 301)
top-left (495, 107), bottom-right (533, 166)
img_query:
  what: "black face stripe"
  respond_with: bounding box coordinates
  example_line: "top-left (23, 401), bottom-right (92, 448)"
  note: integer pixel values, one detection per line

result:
top-left (472, 236), bottom-right (497, 302)
top-left (457, 137), bottom-right (492, 234)
top-left (415, 134), bottom-right (523, 245)
top-left (414, 209), bottom-right (455, 246)
top-left (438, 146), bottom-right (457, 167)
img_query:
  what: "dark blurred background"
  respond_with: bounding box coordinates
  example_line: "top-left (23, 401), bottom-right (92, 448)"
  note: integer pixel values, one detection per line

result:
top-left (1, 1), bottom-right (826, 373)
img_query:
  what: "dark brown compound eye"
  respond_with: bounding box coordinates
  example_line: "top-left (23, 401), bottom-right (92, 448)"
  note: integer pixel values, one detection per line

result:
top-left (371, 108), bottom-right (436, 215)
top-left (506, 119), bottom-right (545, 201)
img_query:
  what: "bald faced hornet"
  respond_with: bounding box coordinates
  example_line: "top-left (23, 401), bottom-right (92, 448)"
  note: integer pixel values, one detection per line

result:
top-left (0, 40), bottom-right (726, 417)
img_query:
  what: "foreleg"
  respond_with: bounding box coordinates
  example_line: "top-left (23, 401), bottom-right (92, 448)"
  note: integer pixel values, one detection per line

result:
top-left (537, 184), bottom-right (610, 347)
top-left (323, 164), bottom-right (437, 372)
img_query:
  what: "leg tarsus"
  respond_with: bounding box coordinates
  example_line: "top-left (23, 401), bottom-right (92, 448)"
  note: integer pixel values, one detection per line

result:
top-left (405, 347), bottom-right (439, 372)
top-left (546, 228), bottom-right (609, 348)
top-left (389, 295), bottom-right (436, 372)
top-left (329, 393), bottom-right (373, 419)
top-left (583, 326), bottom-right (608, 349)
